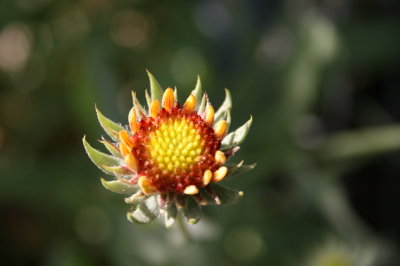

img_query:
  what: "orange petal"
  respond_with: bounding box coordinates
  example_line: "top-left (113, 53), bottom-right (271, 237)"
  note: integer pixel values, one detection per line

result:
top-left (202, 170), bottom-right (212, 186)
top-left (162, 88), bottom-right (175, 112)
top-left (214, 120), bottom-right (228, 139)
top-left (205, 105), bottom-right (214, 125)
top-left (128, 107), bottom-right (138, 133)
top-left (183, 185), bottom-right (199, 195)
top-left (212, 166), bottom-right (228, 183)
top-left (215, 150), bottom-right (226, 164)
top-left (124, 153), bottom-right (137, 171)
top-left (119, 130), bottom-right (133, 148)
top-left (119, 142), bottom-right (130, 157)
top-left (183, 94), bottom-right (196, 113)
top-left (150, 99), bottom-right (160, 118)
top-left (138, 176), bottom-right (158, 195)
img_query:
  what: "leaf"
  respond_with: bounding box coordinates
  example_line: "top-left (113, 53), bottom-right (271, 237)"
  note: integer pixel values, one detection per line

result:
top-left (174, 87), bottom-right (178, 103)
top-left (225, 161), bottom-right (256, 179)
top-left (184, 197), bottom-right (202, 224)
top-left (147, 70), bottom-right (163, 102)
top-left (102, 165), bottom-right (134, 177)
top-left (99, 139), bottom-right (122, 158)
top-left (83, 136), bottom-right (121, 174)
top-left (163, 203), bottom-right (177, 228)
top-left (199, 189), bottom-right (218, 205)
top-left (197, 93), bottom-right (207, 115)
top-left (192, 75), bottom-right (203, 109)
top-left (95, 106), bottom-right (125, 141)
top-left (221, 116), bottom-right (253, 151)
top-left (214, 89), bottom-right (232, 123)
top-left (210, 183), bottom-right (244, 205)
top-left (145, 89), bottom-right (152, 109)
top-left (127, 195), bottom-right (160, 224)
top-left (100, 178), bottom-right (139, 194)
top-left (131, 91), bottom-right (147, 118)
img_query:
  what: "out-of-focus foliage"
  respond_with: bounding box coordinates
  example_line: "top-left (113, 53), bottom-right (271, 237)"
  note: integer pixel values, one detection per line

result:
top-left (0, 0), bottom-right (400, 265)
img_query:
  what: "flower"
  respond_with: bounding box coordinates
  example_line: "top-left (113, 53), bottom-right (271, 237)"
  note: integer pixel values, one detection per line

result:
top-left (83, 72), bottom-right (254, 226)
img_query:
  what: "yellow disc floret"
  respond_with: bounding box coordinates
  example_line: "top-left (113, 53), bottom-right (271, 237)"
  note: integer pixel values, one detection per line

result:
top-left (148, 118), bottom-right (204, 173)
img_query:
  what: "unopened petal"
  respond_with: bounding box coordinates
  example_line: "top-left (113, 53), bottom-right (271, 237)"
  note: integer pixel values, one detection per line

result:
top-left (215, 150), bottom-right (226, 164)
top-left (205, 105), bottom-right (214, 125)
top-left (162, 88), bottom-right (175, 112)
top-left (183, 185), bottom-right (199, 195)
top-left (202, 169), bottom-right (212, 186)
top-left (214, 120), bottom-right (228, 139)
top-left (128, 107), bottom-right (138, 133)
top-left (138, 176), bottom-right (157, 194)
top-left (150, 100), bottom-right (160, 118)
top-left (212, 166), bottom-right (228, 182)
top-left (183, 94), bottom-right (196, 113)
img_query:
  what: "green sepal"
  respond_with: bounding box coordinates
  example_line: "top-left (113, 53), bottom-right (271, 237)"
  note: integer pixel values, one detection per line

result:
top-left (132, 91), bottom-right (147, 118)
top-left (210, 183), bottom-right (244, 205)
top-left (192, 75), bottom-right (203, 109)
top-left (225, 161), bottom-right (256, 179)
top-left (147, 70), bottom-right (163, 102)
top-left (127, 195), bottom-right (160, 224)
top-left (99, 139), bottom-right (122, 158)
top-left (83, 136), bottom-right (121, 174)
top-left (145, 89), bottom-right (152, 109)
top-left (102, 165), bottom-right (134, 177)
top-left (174, 87), bottom-right (178, 103)
top-left (163, 202), bottom-right (177, 228)
top-left (197, 93), bottom-right (207, 114)
top-left (221, 116), bottom-right (253, 151)
top-left (100, 178), bottom-right (139, 194)
top-left (214, 89), bottom-right (232, 123)
top-left (184, 197), bottom-right (202, 224)
top-left (95, 106), bottom-right (125, 141)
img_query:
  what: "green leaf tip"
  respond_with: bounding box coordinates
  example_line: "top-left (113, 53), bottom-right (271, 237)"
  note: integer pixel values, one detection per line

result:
top-left (83, 136), bottom-right (120, 174)
top-left (100, 178), bottom-right (139, 194)
top-left (215, 89), bottom-right (232, 123)
top-left (146, 70), bottom-right (163, 102)
top-left (221, 115), bottom-right (253, 151)
top-left (95, 106), bottom-right (124, 141)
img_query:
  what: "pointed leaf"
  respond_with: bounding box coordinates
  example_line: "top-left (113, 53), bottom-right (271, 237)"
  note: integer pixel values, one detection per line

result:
top-left (83, 136), bottom-right (120, 174)
top-left (131, 91), bottom-right (147, 118)
top-left (192, 76), bottom-right (203, 109)
top-left (214, 89), bottom-right (232, 123)
top-left (127, 195), bottom-right (160, 224)
top-left (145, 89), bottom-right (152, 109)
top-left (226, 161), bottom-right (256, 179)
top-left (95, 107), bottom-right (125, 141)
top-left (197, 93), bottom-right (207, 115)
top-left (174, 87), bottom-right (178, 103)
top-left (221, 116), bottom-right (253, 151)
top-left (184, 197), bottom-right (202, 224)
top-left (99, 139), bottom-right (122, 158)
top-left (102, 165), bottom-right (134, 177)
top-left (163, 203), bottom-right (177, 228)
top-left (100, 178), bottom-right (139, 194)
top-left (210, 183), bottom-right (243, 205)
top-left (147, 70), bottom-right (163, 102)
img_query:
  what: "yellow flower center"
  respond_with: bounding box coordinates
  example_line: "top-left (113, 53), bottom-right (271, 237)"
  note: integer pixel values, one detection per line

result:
top-left (148, 118), bottom-right (204, 173)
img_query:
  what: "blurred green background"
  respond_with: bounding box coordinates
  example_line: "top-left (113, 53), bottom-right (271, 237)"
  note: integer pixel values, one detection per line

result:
top-left (1, 0), bottom-right (400, 265)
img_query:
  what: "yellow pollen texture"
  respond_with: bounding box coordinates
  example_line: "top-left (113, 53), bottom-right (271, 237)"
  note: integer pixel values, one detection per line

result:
top-left (147, 118), bottom-right (203, 172)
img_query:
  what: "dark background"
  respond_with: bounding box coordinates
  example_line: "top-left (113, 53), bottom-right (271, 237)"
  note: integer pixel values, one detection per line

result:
top-left (1, 0), bottom-right (400, 265)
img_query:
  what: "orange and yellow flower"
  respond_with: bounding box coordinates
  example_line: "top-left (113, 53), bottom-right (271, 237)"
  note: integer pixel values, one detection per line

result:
top-left (83, 72), bottom-right (254, 225)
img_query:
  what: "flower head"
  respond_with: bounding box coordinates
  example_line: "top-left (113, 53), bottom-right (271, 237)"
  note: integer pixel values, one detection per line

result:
top-left (83, 72), bottom-right (254, 226)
